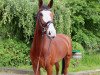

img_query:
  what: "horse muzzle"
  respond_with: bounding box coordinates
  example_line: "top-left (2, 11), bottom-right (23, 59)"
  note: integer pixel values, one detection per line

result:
top-left (46, 23), bottom-right (56, 39)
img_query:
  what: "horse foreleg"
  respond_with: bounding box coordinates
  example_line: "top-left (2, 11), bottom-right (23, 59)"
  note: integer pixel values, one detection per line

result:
top-left (46, 65), bottom-right (53, 75)
top-left (55, 62), bottom-right (59, 75)
top-left (33, 67), bottom-right (40, 75)
top-left (31, 63), bottom-right (40, 75)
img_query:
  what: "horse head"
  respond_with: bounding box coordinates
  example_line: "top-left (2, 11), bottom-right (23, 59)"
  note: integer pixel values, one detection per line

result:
top-left (37, 0), bottom-right (56, 38)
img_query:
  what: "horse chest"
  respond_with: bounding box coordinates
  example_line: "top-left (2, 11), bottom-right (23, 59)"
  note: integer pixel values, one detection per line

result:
top-left (32, 54), bottom-right (52, 68)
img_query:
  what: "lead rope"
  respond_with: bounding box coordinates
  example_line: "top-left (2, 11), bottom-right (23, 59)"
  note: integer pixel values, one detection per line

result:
top-left (35, 16), bottom-right (44, 75)
top-left (36, 34), bottom-right (44, 75)
top-left (36, 35), bottom-right (52, 75)
top-left (44, 38), bottom-right (52, 68)
top-left (36, 15), bottom-right (52, 74)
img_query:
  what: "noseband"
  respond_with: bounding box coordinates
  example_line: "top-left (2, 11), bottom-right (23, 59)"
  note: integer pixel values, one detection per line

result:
top-left (41, 21), bottom-right (53, 34)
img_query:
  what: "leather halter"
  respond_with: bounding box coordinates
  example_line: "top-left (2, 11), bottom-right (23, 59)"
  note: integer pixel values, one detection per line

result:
top-left (40, 21), bottom-right (53, 35)
top-left (36, 11), bottom-right (53, 36)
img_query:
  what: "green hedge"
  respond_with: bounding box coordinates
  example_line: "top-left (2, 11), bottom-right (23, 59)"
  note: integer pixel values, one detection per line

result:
top-left (73, 29), bottom-right (100, 54)
top-left (72, 41), bottom-right (84, 53)
top-left (0, 38), bottom-right (30, 67)
top-left (0, 0), bottom-right (37, 42)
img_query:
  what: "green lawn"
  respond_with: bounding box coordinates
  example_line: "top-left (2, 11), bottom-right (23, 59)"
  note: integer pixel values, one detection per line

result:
top-left (69, 53), bottom-right (100, 72)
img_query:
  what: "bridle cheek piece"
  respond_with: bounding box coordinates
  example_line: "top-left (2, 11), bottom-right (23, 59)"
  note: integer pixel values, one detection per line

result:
top-left (36, 11), bottom-right (53, 36)
top-left (42, 21), bottom-right (53, 36)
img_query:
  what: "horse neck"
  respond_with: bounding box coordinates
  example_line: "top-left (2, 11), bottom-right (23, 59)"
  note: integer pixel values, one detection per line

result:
top-left (33, 20), bottom-right (43, 50)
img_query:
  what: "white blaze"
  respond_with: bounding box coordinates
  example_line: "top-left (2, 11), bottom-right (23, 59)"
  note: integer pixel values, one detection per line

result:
top-left (41, 10), bottom-right (52, 23)
top-left (41, 10), bottom-right (56, 38)
top-left (47, 23), bottom-right (56, 38)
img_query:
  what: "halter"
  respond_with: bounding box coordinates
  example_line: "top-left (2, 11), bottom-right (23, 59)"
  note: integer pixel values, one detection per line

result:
top-left (40, 21), bottom-right (53, 34)
top-left (36, 10), bottom-right (53, 36)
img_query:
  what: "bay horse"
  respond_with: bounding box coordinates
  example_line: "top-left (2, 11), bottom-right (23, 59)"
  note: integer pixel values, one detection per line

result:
top-left (30, 0), bottom-right (72, 75)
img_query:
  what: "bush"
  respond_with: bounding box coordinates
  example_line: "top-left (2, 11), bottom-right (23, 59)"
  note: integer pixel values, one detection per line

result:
top-left (53, 0), bottom-right (71, 35)
top-left (0, 38), bottom-right (30, 67)
top-left (72, 41), bottom-right (84, 53)
top-left (73, 29), bottom-right (100, 54)
top-left (0, 0), bottom-right (37, 42)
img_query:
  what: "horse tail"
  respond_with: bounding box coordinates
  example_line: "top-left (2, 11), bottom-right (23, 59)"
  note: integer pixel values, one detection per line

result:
top-left (61, 58), bottom-right (65, 74)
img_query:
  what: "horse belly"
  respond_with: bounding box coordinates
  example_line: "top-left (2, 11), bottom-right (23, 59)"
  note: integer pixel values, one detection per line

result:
top-left (52, 37), bottom-right (69, 62)
top-left (56, 45), bottom-right (68, 62)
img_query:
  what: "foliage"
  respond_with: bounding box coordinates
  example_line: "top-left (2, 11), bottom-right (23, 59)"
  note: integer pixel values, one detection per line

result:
top-left (0, 38), bottom-right (30, 67)
top-left (73, 29), bottom-right (100, 54)
top-left (65, 0), bottom-right (100, 53)
top-left (72, 41), bottom-right (84, 53)
top-left (53, 0), bottom-right (71, 35)
top-left (0, 0), bottom-right (37, 42)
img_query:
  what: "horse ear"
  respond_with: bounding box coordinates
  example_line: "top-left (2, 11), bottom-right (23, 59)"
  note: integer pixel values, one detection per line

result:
top-left (38, 0), bottom-right (43, 9)
top-left (48, 0), bottom-right (53, 8)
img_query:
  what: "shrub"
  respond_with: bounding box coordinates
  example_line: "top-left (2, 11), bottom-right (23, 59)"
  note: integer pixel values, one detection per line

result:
top-left (73, 29), bottom-right (100, 54)
top-left (72, 41), bottom-right (84, 53)
top-left (0, 0), bottom-right (37, 42)
top-left (0, 38), bottom-right (30, 67)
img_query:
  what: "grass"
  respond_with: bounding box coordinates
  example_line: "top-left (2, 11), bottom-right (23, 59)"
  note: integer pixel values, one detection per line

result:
top-left (17, 53), bottom-right (100, 73)
top-left (69, 53), bottom-right (100, 72)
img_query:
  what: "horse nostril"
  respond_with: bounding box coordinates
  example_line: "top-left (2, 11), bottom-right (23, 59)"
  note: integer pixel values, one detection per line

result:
top-left (49, 31), bottom-right (51, 35)
top-left (52, 36), bottom-right (55, 38)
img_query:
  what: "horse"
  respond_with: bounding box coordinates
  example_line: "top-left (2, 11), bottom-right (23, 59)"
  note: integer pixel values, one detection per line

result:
top-left (30, 0), bottom-right (72, 75)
